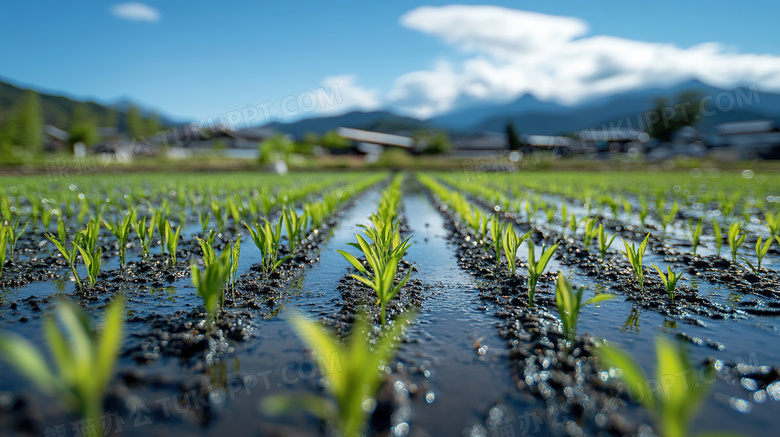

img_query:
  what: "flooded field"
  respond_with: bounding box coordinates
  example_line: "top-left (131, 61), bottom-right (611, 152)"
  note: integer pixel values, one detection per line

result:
top-left (0, 170), bottom-right (778, 437)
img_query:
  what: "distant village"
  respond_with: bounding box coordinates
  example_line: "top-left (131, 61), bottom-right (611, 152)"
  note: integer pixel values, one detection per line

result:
top-left (42, 117), bottom-right (780, 165)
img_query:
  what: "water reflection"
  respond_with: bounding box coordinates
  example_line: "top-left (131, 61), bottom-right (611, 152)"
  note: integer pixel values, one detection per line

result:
top-left (622, 306), bottom-right (640, 333)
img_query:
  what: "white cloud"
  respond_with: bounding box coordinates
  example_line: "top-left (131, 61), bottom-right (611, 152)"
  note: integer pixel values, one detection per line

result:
top-left (315, 75), bottom-right (382, 115)
top-left (383, 5), bottom-right (780, 117)
top-left (111, 2), bottom-right (160, 22)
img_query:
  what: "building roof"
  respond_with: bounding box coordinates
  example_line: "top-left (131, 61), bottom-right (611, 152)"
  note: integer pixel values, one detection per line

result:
top-left (44, 125), bottom-right (69, 141)
top-left (226, 127), bottom-right (277, 141)
top-left (578, 129), bottom-right (645, 142)
top-left (337, 127), bottom-right (413, 148)
top-left (523, 135), bottom-right (571, 147)
top-left (715, 120), bottom-right (778, 136)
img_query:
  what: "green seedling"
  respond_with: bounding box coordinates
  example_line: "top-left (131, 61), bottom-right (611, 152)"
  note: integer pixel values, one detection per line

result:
top-left (338, 233), bottom-right (413, 327)
top-left (46, 219), bottom-right (83, 291)
top-left (596, 336), bottom-right (716, 437)
top-left (567, 213), bottom-right (580, 236)
top-left (502, 227), bottom-right (531, 275)
top-left (712, 217), bottom-right (723, 257)
top-left (621, 233), bottom-right (650, 290)
top-left (0, 297), bottom-right (125, 436)
top-left (583, 218), bottom-right (598, 252)
top-left (195, 234), bottom-right (217, 269)
top-left (560, 204), bottom-right (568, 237)
top-left (651, 264), bottom-right (684, 301)
top-left (638, 195), bottom-right (650, 228)
top-left (261, 311), bottom-right (411, 437)
top-left (74, 241), bottom-right (102, 289)
top-left (526, 243), bottom-right (558, 307)
top-left (243, 219), bottom-right (289, 275)
top-left (132, 217), bottom-right (155, 259)
top-left (727, 222), bottom-right (747, 264)
top-left (741, 235), bottom-right (773, 274)
top-left (191, 247), bottom-right (232, 322)
top-left (544, 205), bottom-right (556, 225)
top-left (229, 237), bottom-right (241, 298)
top-left (555, 273), bottom-right (614, 341)
top-left (490, 216), bottom-right (508, 267)
top-left (597, 224), bottom-right (617, 262)
top-left (3, 219), bottom-right (29, 262)
top-left (688, 218), bottom-right (703, 256)
top-left (283, 206), bottom-right (307, 255)
top-left (0, 227), bottom-right (7, 276)
top-left (765, 211), bottom-right (780, 239)
top-left (198, 211), bottom-right (210, 236)
top-left (104, 214), bottom-right (133, 267)
top-left (660, 201), bottom-right (680, 238)
top-left (163, 219), bottom-right (182, 264)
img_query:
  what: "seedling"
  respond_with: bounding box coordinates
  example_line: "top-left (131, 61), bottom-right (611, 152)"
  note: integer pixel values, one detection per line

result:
top-left (490, 216), bottom-right (508, 267)
top-left (688, 218), bottom-right (703, 256)
top-left (621, 233), bottom-right (650, 290)
top-left (712, 217), bottom-right (723, 257)
top-left (283, 206), bottom-right (307, 255)
top-left (191, 248), bottom-right (232, 322)
top-left (582, 218), bottom-right (598, 252)
top-left (229, 237), bottom-right (241, 298)
top-left (502, 227), bottom-right (531, 275)
top-left (132, 217), bottom-right (155, 259)
top-left (727, 222), bottom-right (747, 264)
top-left (0, 227), bottom-right (7, 277)
top-left (765, 211), bottom-right (780, 239)
top-left (596, 336), bottom-right (715, 437)
top-left (195, 233), bottom-right (217, 269)
top-left (338, 233), bottom-right (413, 326)
top-left (651, 264), bottom-right (684, 301)
top-left (104, 214), bottom-right (133, 267)
top-left (660, 201), bottom-right (679, 238)
top-left (567, 213), bottom-right (580, 236)
top-left (3, 219), bottom-right (29, 262)
top-left (261, 311), bottom-right (411, 437)
top-left (526, 243), bottom-right (558, 307)
top-left (0, 297), bottom-right (125, 436)
top-left (163, 219), bottom-right (182, 264)
top-left (555, 273), bottom-right (614, 341)
top-left (198, 211), bottom-right (210, 236)
top-left (46, 219), bottom-right (83, 291)
top-left (741, 235), bottom-right (773, 274)
top-left (638, 195), bottom-right (650, 228)
top-left (74, 241), bottom-right (102, 289)
top-left (243, 219), bottom-right (289, 275)
top-left (597, 224), bottom-right (617, 262)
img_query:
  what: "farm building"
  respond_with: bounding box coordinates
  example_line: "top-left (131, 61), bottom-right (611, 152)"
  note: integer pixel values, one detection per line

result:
top-left (712, 120), bottom-right (780, 159)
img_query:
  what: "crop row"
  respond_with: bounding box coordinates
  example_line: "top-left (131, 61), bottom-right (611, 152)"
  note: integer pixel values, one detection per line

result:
top-left (417, 173), bottom-right (745, 437)
top-left (437, 172), bottom-right (779, 276)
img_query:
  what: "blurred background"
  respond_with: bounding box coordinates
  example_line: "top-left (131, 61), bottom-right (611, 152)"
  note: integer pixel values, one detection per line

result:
top-left (2, 1), bottom-right (780, 173)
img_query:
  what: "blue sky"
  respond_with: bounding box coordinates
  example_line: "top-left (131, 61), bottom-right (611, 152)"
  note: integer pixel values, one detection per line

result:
top-left (1, 1), bottom-right (779, 125)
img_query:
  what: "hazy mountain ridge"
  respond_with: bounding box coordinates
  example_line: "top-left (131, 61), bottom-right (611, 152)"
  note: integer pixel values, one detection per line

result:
top-left (0, 78), bottom-right (179, 131)
top-left (264, 79), bottom-right (780, 137)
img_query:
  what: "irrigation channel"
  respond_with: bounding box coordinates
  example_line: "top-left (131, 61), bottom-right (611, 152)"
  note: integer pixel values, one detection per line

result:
top-left (0, 173), bottom-right (779, 436)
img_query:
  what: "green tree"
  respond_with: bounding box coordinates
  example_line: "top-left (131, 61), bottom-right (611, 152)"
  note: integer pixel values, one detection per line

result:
top-left (104, 105), bottom-right (118, 129)
top-left (320, 130), bottom-right (351, 151)
top-left (419, 131), bottom-right (451, 155)
top-left (15, 90), bottom-right (43, 153)
top-left (68, 103), bottom-right (99, 146)
top-left (506, 122), bottom-right (521, 150)
top-left (126, 105), bottom-right (144, 138)
top-left (258, 134), bottom-right (294, 164)
top-left (648, 91), bottom-right (704, 141)
top-left (145, 111), bottom-right (161, 136)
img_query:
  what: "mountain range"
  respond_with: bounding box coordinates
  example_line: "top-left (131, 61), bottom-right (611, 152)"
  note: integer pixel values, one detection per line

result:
top-left (0, 78), bottom-right (178, 132)
top-left (265, 80), bottom-right (780, 138)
